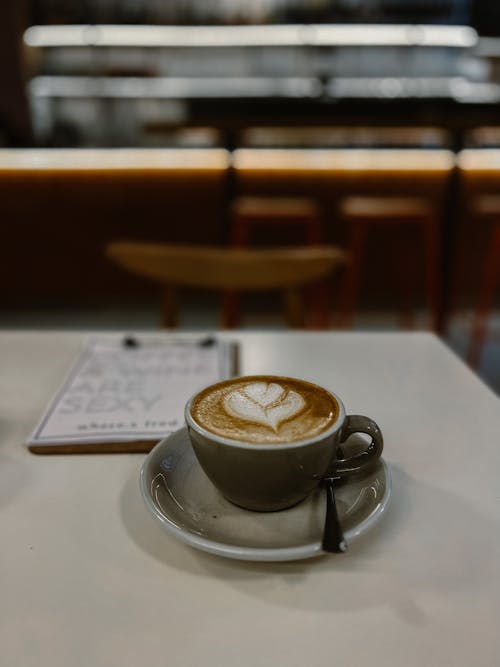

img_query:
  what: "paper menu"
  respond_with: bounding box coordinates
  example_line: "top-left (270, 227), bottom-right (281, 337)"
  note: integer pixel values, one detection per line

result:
top-left (27, 337), bottom-right (236, 453)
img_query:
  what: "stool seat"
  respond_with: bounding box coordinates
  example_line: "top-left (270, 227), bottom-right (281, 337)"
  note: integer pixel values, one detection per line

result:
top-left (472, 195), bottom-right (500, 216)
top-left (231, 196), bottom-right (320, 220)
top-left (339, 196), bottom-right (434, 220)
top-left (106, 242), bottom-right (347, 329)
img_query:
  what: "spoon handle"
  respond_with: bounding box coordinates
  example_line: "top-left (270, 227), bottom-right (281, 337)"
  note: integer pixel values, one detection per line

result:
top-left (322, 478), bottom-right (348, 554)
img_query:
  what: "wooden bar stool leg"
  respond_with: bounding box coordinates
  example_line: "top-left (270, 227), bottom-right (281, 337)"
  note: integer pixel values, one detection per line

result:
top-left (339, 222), bottom-right (367, 329)
top-left (397, 226), bottom-right (417, 329)
top-left (231, 218), bottom-right (251, 247)
top-left (304, 214), bottom-right (330, 328)
top-left (220, 292), bottom-right (241, 329)
top-left (161, 286), bottom-right (178, 328)
top-left (305, 215), bottom-right (324, 245)
top-left (467, 224), bottom-right (500, 368)
top-left (284, 288), bottom-right (306, 328)
top-left (221, 218), bottom-right (251, 328)
top-left (423, 216), bottom-right (442, 333)
top-left (306, 280), bottom-right (331, 329)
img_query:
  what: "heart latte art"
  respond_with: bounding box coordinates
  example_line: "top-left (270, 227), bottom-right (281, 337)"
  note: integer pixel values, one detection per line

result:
top-left (223, 382), bottom-right (306, 432)
top-left (190, 375), bottom-right (339, 444)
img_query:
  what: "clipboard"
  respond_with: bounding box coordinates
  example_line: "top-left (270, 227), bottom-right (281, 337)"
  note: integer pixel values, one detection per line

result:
top-left (27, 336), bottom-right (239, 454)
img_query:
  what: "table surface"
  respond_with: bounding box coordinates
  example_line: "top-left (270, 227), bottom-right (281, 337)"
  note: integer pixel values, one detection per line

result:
top-left (1, 331), bottom-right (499, 667)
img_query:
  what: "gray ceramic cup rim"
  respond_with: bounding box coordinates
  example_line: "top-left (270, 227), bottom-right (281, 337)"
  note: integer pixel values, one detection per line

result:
top-left (184, 375), bottom-right (346, 451)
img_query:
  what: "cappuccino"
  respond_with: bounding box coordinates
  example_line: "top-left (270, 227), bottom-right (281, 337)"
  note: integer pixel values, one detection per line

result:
top-left (190, 375), bottom-right (339, 444)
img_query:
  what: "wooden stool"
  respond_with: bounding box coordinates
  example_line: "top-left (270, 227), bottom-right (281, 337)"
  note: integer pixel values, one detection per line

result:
top-left (467, 196), bottom-right (500, 368)
top-left (222, 196), bottom-right (327, 328)
top-left (106, 242), bottom-right (347, 329)
top-left (229, 196), bottom-right (323, 246)
top-left (338, 196), bottom-right (441, 330)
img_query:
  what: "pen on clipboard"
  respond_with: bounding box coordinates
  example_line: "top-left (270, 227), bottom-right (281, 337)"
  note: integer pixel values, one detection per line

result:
top-left (121, 335), bottom-right (217, 349)
top-left (120, 335), bottom-right (237, 376)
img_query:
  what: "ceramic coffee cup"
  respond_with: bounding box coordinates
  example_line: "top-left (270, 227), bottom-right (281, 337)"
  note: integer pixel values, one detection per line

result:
top-left (185, 375), bottom-right (383, 512)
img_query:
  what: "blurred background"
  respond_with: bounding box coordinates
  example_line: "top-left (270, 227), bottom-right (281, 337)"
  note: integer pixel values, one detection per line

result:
top-left (1, 0), bottom-right (500, 393)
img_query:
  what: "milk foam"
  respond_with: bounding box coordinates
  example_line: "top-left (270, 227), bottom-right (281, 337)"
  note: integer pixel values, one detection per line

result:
top-left (190, 376), bottom-right (339, 444)
top-left (223, 381), bottom-right (306, 432)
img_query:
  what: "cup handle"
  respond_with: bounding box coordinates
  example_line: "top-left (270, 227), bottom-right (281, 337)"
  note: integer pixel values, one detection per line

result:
top-left (335, 415), bottom-right (383, 477)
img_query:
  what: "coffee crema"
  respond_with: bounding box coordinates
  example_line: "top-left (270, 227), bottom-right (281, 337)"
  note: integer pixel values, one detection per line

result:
top-left (190, 375), bottom-right (339, 444)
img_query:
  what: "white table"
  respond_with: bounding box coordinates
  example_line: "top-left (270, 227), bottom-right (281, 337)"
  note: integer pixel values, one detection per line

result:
top-left (1, 331), bottom-right (499, 667)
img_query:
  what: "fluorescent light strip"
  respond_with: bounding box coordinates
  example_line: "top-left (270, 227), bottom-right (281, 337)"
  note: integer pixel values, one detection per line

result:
top-left (24, 24), bottom-right (477, 49)
top-left (29, 76), bottom-right (322, 99)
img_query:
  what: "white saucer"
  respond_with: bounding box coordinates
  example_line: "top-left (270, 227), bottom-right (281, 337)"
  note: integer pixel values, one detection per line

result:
top-left (140, 427), bottom-right (391, 562)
